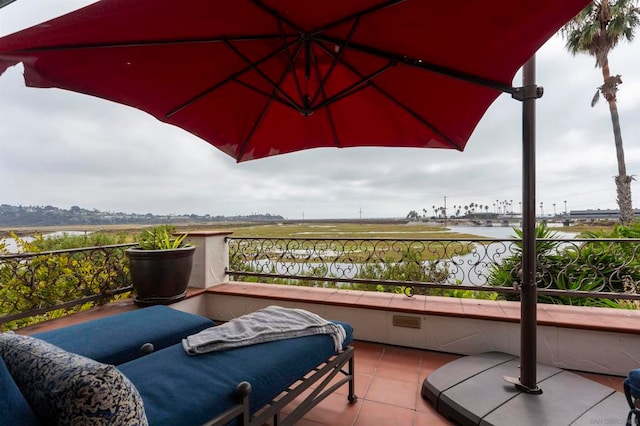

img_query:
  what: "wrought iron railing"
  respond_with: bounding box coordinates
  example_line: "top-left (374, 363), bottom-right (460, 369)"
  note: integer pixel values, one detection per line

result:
top-left (0, 243), bottom-right (136, 329)
top-left (3, 236), bottom-right (639, 328)
top-left (227, 237), bottom-right (640, 304)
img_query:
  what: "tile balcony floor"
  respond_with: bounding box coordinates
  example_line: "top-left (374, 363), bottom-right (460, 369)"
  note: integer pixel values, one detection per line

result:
top-left (286, 341), bottom-right (625, 426)
top-left (291, 341), bottom-right (460, 425)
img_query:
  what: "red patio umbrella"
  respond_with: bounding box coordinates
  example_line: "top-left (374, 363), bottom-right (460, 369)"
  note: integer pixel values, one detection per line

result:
top-left (0, 0), bottom-right (587, 162)
top-left (0, 0), bottom-right (591, 407)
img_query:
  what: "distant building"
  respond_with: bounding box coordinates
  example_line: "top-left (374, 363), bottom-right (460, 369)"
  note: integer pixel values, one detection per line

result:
top-left (569, 209), bottom-right (640, 220)
top-left (467, 212), bottom-right (500, 219)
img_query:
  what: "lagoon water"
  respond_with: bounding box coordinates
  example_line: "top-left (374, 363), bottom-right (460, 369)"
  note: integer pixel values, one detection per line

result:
top-left (446, 225), bottom-right (577, 239)
top-left (1, 226), bottom-right (577, 254)
top-left (2, 236), bottom-right (32, 253)
top-left (1, 231), bottom-right (87, 253)
top-left (446, 225), bottom-right (519, 239)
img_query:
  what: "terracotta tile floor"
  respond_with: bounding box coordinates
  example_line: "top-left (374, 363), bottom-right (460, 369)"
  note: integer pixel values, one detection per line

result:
top-left (289, 341), bottom-right (460, 426)
top-left (288, 341), bottom-right (626, 426)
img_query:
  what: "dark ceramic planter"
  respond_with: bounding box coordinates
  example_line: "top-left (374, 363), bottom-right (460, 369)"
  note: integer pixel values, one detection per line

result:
top-left (126, 246), bottom-right (196, 306)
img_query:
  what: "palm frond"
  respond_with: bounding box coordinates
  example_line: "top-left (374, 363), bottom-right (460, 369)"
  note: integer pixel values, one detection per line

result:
top-left (591, 89), bottom-right (601, 107)
top-left (561, 0), bottom-right (639, 65)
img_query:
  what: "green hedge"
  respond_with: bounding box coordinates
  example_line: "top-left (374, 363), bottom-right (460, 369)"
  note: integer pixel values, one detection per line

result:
top-left (488, 223), bottom-right (640, 308)
top-left (0, 232), bottom-right (133, 331)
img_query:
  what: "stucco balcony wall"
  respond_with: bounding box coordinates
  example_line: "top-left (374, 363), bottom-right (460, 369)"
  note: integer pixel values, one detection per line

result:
top-left (200, 282), bottom-right (640, 377)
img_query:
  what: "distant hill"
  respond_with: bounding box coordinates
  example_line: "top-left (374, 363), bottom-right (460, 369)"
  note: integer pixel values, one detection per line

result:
top-left (0, 204), bottom-right (284, 227)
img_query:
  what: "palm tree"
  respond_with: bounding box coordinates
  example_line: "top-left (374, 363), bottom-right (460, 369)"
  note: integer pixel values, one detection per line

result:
top-left (406, 210), bottom-right (420, 221)
top-left (561, 0), bottom-right (639, 224)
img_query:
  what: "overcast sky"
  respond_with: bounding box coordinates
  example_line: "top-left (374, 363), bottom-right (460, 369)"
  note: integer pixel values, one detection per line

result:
top-left (1, 1), bottom-right (638, 220)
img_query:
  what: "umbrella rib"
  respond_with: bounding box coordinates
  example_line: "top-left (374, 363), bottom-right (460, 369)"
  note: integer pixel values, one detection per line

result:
top-left (309, 46), bottom-right (340, 147)
top-left (250, 0), bottom-right (304, 34)
top-left (166, 39), bottom-right (300, 118)
top-left (315, 42), bottom-right (463, 150)
top-left (310, 0), bottom-right (407, 36)
top-left (315, 35), bottom-right (515, 95)
top-left (375, 85), bottom-right (464, 150)
top-left (236, 49), bottom-right (299, 160)
top-left (2, 34), bottom-right (290, 54)
top-left (0, 0), bottom-right (17, 9)
top-left (236, 96), bottom-right (272, 161)
top-left (276, 18), bottom-right (305, 111)
top-left (309, 17), bottom-right (361, 107)
top-left (254, 0), bottom-right (312, 111)
top-left (313, 62), bottom-right (394, 111)
top-left (223, 39), bottom-right (302, 112)
top-left (231, 78), bottom-right (301, 111)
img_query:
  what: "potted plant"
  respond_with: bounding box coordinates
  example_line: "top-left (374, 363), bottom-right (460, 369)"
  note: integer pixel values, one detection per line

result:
top-left (126, 225), bottom-right (196, 305)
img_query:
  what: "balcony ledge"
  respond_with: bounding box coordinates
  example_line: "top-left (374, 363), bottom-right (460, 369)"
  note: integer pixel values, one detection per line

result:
top-left (207, 282), bottom-right (640, 336)
top-left (201, 282), bottom-right (640, 376)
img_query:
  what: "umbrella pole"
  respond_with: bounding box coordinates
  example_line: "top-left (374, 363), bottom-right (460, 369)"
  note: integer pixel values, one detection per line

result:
top-left (519, 56), bottom-right (542, 394)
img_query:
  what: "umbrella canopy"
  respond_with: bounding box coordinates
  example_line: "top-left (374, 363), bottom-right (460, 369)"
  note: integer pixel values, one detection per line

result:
top-left (0, 0), bottom-right (589, 162)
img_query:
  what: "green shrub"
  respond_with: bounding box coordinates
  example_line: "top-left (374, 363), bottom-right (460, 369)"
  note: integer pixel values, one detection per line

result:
top-left (135, 225), bottom-right (189, 250)
top-left (354, 247), bottom-right (449, 295)
top-left (488, 223), bottom-right (640, 307)
top-left (0, 232), bottom-right (131, 331)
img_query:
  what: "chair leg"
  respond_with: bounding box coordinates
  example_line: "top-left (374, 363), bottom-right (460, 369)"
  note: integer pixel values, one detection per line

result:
top-left (625, 381), bottom-right (640, 426)
top-left (626, 381), bottom-right (635, 409)
top-left (348, 350), bottom-right (357, 403)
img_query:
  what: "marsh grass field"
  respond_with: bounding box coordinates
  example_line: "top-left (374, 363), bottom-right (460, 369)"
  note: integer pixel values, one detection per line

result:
top-left (221, 222), bottom-right (486, 239)
top-left (221, 221), bottom-right (611, 239)
top-left (3, 221), bottom-right (483, 239)
top-left (2, 220), bottom-right (613, 240)
top-left (2, 222), bottom-right (489, 261)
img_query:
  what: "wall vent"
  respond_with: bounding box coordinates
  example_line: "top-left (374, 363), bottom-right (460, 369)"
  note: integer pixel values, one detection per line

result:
top-left (392, 315), bottom-right (421, 329)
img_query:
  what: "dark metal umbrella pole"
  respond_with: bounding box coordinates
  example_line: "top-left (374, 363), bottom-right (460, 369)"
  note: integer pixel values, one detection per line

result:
top-left (519, 57), bottom-right (543, 394)
top-left (502, 56), bottom-right (543, 395)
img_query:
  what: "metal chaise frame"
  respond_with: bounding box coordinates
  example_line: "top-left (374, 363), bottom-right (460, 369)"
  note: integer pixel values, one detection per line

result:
top-left (203, 345), bottom-right (356, 426)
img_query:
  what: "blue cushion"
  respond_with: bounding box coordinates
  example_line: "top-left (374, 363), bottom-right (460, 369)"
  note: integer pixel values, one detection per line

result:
top-left (626, 369), bottom-right (640, 398)
top-left (119, 320), bottom-right (353, 426)
top-left (0, 355), bottom-right (40, 426)
top-left (34, 305), bottom-right (214, 364)
top-left (0, 333), bottom-right (147, 425)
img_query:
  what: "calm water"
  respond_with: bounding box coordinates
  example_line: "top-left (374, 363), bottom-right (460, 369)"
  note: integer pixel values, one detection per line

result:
top-left (446, 225), bottom-right (577, 239)
top-left (1, 231), bottom-right (87, 253)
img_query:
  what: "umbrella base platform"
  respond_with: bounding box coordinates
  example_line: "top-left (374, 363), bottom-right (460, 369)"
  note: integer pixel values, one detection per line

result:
top-left (422, 351), bottom-right (628, 425)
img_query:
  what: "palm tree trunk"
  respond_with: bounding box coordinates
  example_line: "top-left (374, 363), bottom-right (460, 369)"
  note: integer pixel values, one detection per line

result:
top-left (601, 58), bottom-right (635, 223)
top-left (615, 174), bottom-right (634, 223)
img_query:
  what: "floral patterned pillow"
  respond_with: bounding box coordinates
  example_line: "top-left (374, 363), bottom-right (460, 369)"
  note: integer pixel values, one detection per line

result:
top-left (0, 332), bottom-right (147, 425)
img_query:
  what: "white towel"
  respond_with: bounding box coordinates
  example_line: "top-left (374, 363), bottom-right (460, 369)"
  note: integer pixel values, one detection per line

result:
top-left (182, 305), bottom-right (346, 355)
